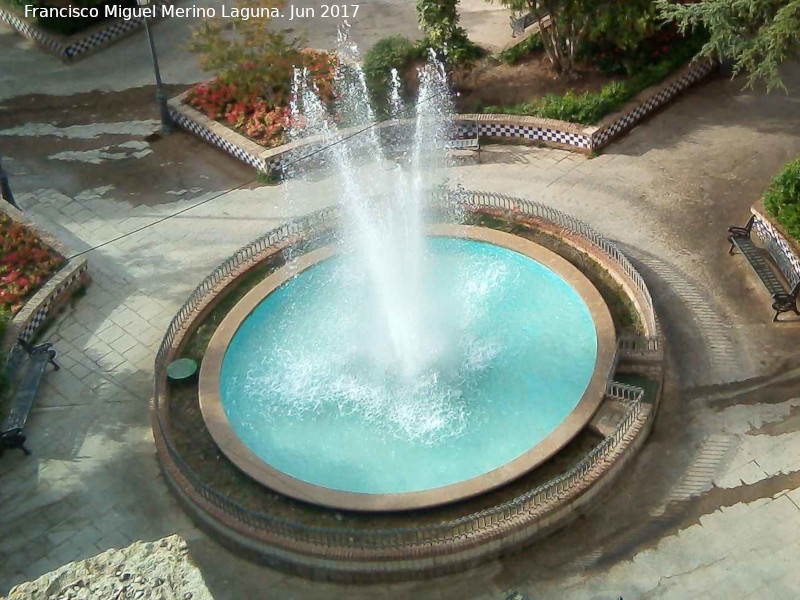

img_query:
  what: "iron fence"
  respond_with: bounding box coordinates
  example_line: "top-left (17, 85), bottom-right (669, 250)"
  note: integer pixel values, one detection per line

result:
top-left (153, 189), bottom-right (656, 551)
top-left (618, 334), bottom-right (660, 354)
top-left (433, 188), bottom-right (658, 335)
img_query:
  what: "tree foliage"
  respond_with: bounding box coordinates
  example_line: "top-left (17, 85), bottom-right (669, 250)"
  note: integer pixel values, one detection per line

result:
top-left (483, 37), bottom-right (702, 122)
top-left (363, 36), bottom-right (422, 115)
top-left (657, 0), bottom-right (800, 91)
top-left (764, 158), bottom-right (800, 240)
top-left (415, 0), bottom-right (478, 63)
top-left (190, 0), bottom-right (304, 107)
top-left (491, 0), bottom-right (656, 75)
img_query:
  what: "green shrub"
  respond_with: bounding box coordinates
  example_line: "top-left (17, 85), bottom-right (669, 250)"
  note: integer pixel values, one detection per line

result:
top-left (363, 36), bottom-right (422, 118)
top-left (415, 0), bottom-right (481, 66)
top-left (764, 158), bottom-right (800, 241)
top-left (499, 34), bottom-right (544, 65)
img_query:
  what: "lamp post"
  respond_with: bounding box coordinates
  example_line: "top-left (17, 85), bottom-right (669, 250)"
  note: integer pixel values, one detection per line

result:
top-left (138, 0), bottom-right (173, 134)
top-left (0, 152), bottom-right (19, 209)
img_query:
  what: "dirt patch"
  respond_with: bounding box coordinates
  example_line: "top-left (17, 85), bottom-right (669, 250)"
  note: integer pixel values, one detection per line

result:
top-left (0, 85), bottom-right (190, 127)
top-left (453, 54), bottom-right (616, 112)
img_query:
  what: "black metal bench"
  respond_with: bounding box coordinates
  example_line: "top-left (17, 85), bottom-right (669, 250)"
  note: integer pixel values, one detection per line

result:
top-left (727, 216), bottom-right (800, 322)
top-left (510, 12), bottom-right (537, 37)
top-left (1, 338), bottom-right (59, 455)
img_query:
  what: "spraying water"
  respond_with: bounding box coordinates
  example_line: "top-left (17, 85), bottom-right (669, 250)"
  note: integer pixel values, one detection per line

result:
top-left (288, 33), bottom-right (454, 377)
top-left (222, 38), bottom-right (600, 462)
top-left (389, 68), bottom-right (404, 119)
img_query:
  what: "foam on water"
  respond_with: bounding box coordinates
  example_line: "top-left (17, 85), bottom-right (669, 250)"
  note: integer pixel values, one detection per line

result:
top-left (219, 38), bottom-right (598, 494)
top-left (221, 239), bottom-right (599, 493)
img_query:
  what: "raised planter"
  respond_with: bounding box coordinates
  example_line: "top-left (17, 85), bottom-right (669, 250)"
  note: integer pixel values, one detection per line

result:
top-left (457, 59), bottom-right (716, 153)
top-left (168, 58), bottom-right (716, 174)
top-left (0, 201), bottom-right (90, 352)
top-left (751, 199), bottom-right (800, 287)
top-left (0, 1), bottom-right (170, 61)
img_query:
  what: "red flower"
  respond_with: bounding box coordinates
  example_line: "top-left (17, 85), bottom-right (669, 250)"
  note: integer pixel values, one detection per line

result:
top-left (0, 213), bottom-right (64, 314)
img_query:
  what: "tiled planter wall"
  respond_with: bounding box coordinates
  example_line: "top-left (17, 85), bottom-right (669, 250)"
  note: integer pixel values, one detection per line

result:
top-left (0, 202), bottom-right (90, 352)
top-left (454, 59), bottom-right (716, 152)
top-left (169, 59), bottom-right (715, 174)
top-left (0, 1), bottom-right (170, 61)
top-left (751, 203), bottom-right (800, 287)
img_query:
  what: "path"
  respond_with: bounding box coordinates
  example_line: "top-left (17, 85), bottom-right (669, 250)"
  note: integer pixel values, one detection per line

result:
top-left (2, 61), bottom-right (800, 599)
top-left (0, 0), bottom-right (511, 101)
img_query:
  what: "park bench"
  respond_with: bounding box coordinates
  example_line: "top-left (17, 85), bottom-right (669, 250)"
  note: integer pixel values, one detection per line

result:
top-left (727, 216), bottom-right (800, 322)
top-left (1, 338), bottom-right (60, 455)
top-left (445, 124), bottom-right (481, 162)
top-left (510, 12), bottom-right (537, 37)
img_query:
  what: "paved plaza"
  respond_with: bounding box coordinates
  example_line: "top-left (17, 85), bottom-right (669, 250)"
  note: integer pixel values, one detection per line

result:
top-left (2, 12), bottom-right (800, 598)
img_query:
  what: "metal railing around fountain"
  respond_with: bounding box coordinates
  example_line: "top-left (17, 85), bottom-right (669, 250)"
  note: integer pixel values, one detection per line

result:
top-left (153, 205), bottom-right (341, 377)
top-left (435, 188), bottom-right (659, 337)
top-left (152, 190), bottom-right (655, 551)
top-left (154, 383), bottom-right (644, 549)
top-left (618, 334), bottom-right (661, 354)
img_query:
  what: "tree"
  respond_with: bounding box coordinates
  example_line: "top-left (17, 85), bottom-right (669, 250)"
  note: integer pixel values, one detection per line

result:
top-left (657, 0), bottom-right (800, 92)
top-left (492, 0), bottom-right (656, 75)
top-left (416, 0), bottom-right (476, 63)
top-left (190, 0), bottom-right (303, 107)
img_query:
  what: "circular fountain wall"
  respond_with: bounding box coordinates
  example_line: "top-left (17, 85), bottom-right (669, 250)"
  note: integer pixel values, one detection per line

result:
top-left (199, 225), bottom-right (616, 511)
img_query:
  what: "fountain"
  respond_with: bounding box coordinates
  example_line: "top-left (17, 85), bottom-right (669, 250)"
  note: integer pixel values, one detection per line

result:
top-left (195, 38), bottom-right (618, 511)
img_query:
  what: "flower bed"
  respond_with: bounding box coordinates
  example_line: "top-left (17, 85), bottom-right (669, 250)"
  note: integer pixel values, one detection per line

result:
top-left (0, 212), bottom-right (65, 316)
top-left (184, 50), bottom-right (338, 149)
top-left (481, 31), bottom-right (706, 125)
top-left (170, 55), bottom-right (714, 176)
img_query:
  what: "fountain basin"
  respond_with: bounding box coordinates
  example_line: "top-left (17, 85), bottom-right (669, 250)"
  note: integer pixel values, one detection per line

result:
top-left (199, 225), bottom-right (616, 511)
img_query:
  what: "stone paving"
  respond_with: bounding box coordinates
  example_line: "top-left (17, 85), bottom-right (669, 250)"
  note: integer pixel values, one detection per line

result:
top-left (2, 58), bottom-right (800, 599)
top-left (0, 0), bottom-right (510, 101)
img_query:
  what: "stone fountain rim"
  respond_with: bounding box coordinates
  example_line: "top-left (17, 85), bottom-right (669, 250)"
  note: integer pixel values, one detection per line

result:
top-left (198, 224), bottom-right (617, 512)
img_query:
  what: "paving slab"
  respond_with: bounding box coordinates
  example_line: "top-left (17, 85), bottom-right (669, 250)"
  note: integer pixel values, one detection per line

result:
top-left (1, 52), bottom-right (800, 600)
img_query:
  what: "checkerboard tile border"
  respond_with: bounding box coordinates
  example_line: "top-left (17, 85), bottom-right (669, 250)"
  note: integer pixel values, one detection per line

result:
top-left (457, 122), bottom-right (591, 148)
top-left (16, 261), bottom-right (89, 343)
top-left (753, 212), bottom-right (800, 288)
top-left (169, 59), bottom-right (715, 174)
top-left (169, 108), bottom-right (271, 172)
top-left (170, 105), bottom-right (349, 176)
top-left (0, 2), bottom-right (169, 61)
top-left (591, 60), bottom-right (715, 148)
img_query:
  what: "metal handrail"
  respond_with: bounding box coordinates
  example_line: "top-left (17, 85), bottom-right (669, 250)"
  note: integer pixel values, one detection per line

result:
top-left (618, 334), bottom-right (660, 353)
top-left (155, 383), bottom-right (644, 548)
top-left (152, 189), bottom-right (656, 551)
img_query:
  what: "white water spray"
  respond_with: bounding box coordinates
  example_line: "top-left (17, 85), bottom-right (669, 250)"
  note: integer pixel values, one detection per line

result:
top-left (288, 38), bottom-right (455, 377)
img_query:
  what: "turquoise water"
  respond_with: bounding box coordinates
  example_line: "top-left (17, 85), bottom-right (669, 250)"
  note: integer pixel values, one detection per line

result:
top-left (220, 238), bottom-right (598, 494)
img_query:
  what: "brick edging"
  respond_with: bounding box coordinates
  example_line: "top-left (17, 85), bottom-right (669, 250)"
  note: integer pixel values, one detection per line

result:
top-left (169, 59), bottom-right (716, 173)
top-left (0, 201), bottom-right (91, 352)
top-left (0, 1), bottom-right (172, 61)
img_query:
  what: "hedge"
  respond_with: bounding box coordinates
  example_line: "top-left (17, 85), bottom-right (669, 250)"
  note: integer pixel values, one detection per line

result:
top-left (764, 158), bottom-right (800, 241)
